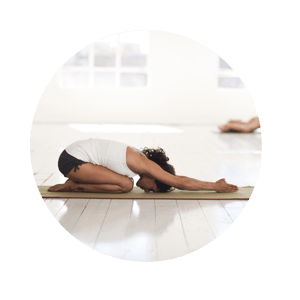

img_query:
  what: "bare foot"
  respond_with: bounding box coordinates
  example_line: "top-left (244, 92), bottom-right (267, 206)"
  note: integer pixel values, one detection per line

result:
top-left (215, 179), bottom-right (239, 193)
top-left (48, 180), bottom-right (77, 192)
top-left (219, 120), bottom-right (243, 132)
top-left (219, 122), bottom-right (250, 133)
top-left (219, 124), bottom-right (230, 133)
top-left (48, 184), bottom-right (64, 192)
top-left (219, 120), bottom-right (249, 132)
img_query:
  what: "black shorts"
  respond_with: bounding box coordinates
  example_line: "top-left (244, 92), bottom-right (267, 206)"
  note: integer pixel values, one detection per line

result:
top-left (58, 150), bottom-right (87, 177)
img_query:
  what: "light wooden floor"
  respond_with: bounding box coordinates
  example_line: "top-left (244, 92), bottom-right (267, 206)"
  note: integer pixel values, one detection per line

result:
top-left (31, 123), bottom-right (261, 261)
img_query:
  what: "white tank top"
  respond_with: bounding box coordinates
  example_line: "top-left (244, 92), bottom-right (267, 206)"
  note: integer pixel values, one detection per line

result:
top-left (65, 138), bottom-right (137, 178)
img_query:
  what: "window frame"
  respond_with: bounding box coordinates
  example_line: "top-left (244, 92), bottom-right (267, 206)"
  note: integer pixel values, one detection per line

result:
top-left (59, 32), bottom-right (151, 90)
top-left (217, 57), bottom-right (245, 90)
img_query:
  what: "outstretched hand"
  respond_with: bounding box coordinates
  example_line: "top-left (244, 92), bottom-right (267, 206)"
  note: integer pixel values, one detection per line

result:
top-left (215, 178), bottom-right (239, 193)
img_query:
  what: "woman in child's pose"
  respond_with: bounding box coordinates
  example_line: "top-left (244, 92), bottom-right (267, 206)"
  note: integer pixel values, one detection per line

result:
top-left (48, 138), bottom-right (239, 194)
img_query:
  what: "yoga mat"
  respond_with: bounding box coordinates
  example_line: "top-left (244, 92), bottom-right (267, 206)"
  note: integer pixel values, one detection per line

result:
top-left (38, 186), bottom-right (253, 200)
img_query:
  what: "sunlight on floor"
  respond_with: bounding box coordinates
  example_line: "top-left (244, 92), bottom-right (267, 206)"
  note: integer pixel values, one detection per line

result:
top-left (56, 204), bottom-right (68, 216)
top-left (132, 201), bottom-right (141, 217)
top-left (68, 123), bottom-right (183, 133)
top-left (216, 150), bottom-right (262, 154)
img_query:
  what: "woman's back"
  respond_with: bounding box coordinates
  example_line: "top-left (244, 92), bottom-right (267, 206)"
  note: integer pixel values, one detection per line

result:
top-left (65, 138), bottom-right (137, 177)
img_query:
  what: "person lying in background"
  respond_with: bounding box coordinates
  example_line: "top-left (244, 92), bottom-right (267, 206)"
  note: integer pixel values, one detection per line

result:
top-left (219, 117), bottom-right (260, 133)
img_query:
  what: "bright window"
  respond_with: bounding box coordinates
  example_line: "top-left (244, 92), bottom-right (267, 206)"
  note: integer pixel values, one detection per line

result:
top-left (60, 31), bottom-right (150, 88)
top-left (218, 57), bottom-right (245, 89)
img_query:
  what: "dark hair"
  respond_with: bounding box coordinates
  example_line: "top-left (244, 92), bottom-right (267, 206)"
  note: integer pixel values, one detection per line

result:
top-left (141, 147), bottom-right (176, 193)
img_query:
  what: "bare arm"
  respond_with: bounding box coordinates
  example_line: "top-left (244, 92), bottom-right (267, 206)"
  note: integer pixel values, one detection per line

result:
top-left (139, 156), bottom-right (239, 193)
top-left (178, 177), bottom-right (239, 193)
top-left (176, 176), bottom-right (216, 191)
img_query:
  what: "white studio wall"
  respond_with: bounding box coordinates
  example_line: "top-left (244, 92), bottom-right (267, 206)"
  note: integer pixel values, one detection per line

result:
top-left (33, 31), bottom-right (257, 125)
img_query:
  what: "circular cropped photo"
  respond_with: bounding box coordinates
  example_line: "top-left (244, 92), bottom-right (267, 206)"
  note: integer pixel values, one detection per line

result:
top-left (31, 30), bottom-right (261, 261)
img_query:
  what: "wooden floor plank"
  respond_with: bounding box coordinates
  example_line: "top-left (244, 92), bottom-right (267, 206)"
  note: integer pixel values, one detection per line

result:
top-left (177, 200), bottom-right (215, 252)
top-left (155, 204), bottom-right (188, 261)
top-left (55, 198), bottom-right (89, 233)
top-left (122, 200), bottom-right (157, 261)
top-left (198, 200), bottom-right (233, 238)
top-left (44, 198), bottom-right (68, 217)
top-left (93, 199), bottom-right (133, 259)
top-left (219, 199), bottom-right (246, 221)
top-left (70, 199), bottom-right (111, 248)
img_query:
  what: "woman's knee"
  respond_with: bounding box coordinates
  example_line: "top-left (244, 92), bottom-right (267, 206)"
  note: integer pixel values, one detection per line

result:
top-left (122, 177), bottom-right (134, 193)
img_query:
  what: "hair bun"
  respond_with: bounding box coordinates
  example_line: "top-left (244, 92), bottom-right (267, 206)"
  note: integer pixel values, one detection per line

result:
top-left (142, 147), bottom-right (169, 165)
